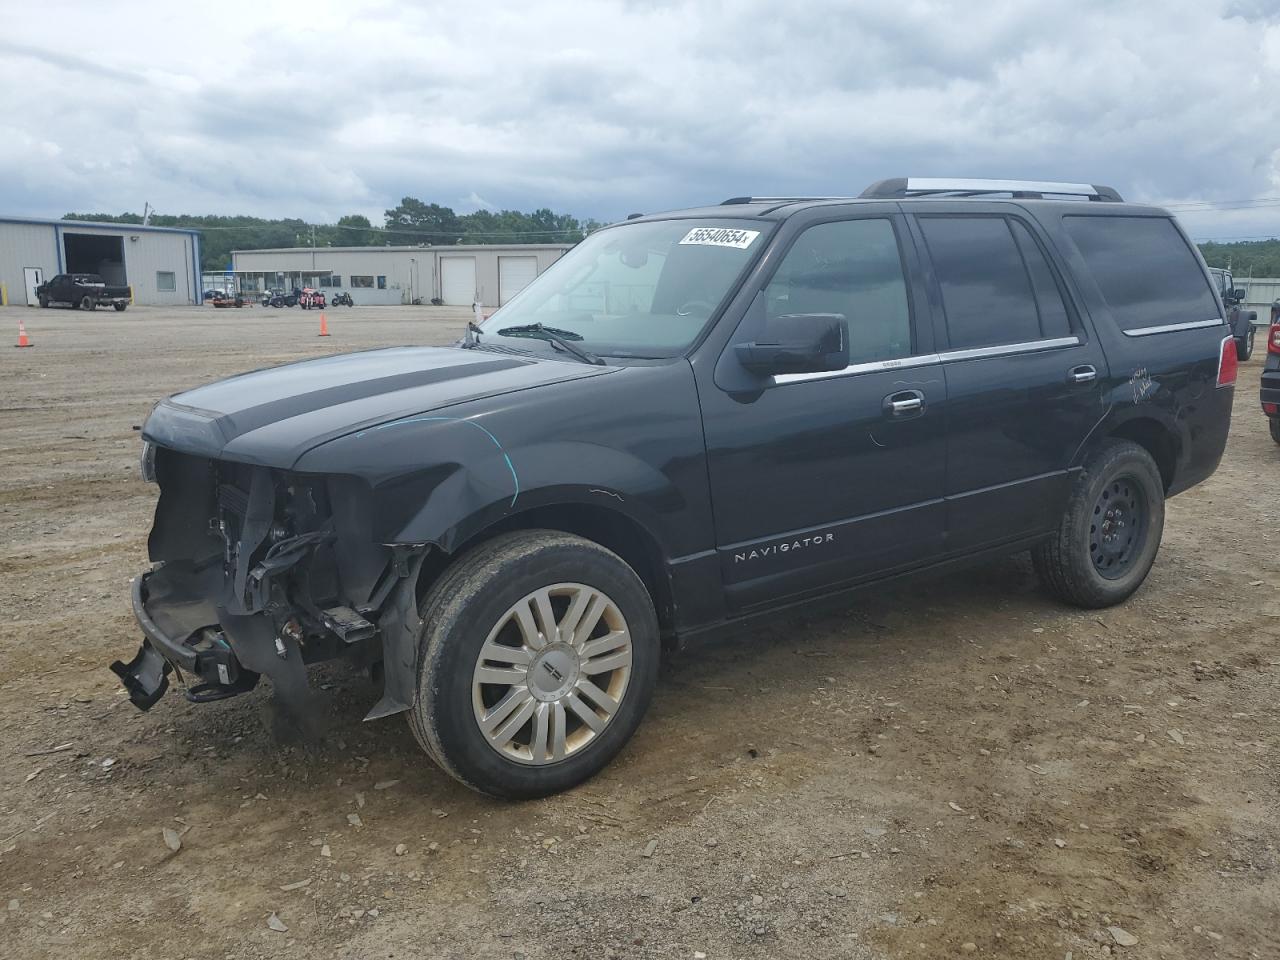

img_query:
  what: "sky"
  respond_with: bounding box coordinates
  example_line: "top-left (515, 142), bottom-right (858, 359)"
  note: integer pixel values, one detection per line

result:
top-left (3, 0), bottom-right (1280, 240)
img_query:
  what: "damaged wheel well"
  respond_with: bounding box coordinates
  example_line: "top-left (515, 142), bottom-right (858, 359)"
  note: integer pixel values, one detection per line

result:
top-left (414, 504), bottom-right (676, 643)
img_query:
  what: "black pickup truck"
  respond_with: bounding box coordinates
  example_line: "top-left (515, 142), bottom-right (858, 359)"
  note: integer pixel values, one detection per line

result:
top-left (112, 177), bottom-right (1235, 799)
top-left (37, 273), bottom-right (130, 311)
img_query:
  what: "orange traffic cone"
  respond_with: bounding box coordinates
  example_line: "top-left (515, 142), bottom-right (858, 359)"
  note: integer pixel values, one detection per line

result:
top-left (15, 317), bottom-right (32, 348)
top-left (318, 312), bottom-right (329, 337)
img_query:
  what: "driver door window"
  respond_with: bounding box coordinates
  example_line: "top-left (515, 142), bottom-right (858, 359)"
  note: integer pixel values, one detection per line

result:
top-left (765, 218), bottom-right (913, 363)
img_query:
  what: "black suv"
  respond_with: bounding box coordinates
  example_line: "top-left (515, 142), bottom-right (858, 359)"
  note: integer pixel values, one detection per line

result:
top-left (113, 178), bottom-right (1236, 798)
top-left (1262, 314), bottom-right (1280, 443)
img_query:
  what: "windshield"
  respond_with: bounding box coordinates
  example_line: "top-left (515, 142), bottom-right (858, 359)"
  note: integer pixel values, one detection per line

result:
top-left (477, 218), bottom-right (769, 358)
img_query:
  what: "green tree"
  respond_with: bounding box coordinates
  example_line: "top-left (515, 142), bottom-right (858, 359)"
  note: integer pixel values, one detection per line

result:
top-left (384, 197), bottom-right (462, 245)
top-left (1198, 240), bottom-right (1280, 277)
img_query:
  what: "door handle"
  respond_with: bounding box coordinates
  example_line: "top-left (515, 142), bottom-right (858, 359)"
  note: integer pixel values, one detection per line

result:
top-left (1067, 364), bottom-right (1097, 384)
top-left (882, 389), bottom-right (925, 417)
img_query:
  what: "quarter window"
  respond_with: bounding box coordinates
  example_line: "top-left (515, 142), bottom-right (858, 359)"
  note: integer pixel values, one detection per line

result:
top-left (919, 217), bottom-right (1042, 349)
top-left (764, 218), bottom-right (912, 362)
top-left (156, 271), bottom-right (176, 292)
top-left (1063, 216), bottom-right (1219, 331)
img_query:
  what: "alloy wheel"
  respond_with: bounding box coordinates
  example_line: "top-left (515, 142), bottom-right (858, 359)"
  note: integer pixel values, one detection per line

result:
top-left (471, 583), bottom-right (633, 765)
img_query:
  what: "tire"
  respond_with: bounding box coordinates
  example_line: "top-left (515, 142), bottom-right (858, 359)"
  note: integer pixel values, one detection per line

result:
top-left (113, 302), bottom-right (127, 312)
top-left (80, 295), bottom-right (96, 311)
top-left (38, 297), bottom-right (48, 308)
top-left (407, 530), bottom-right (659, 799)
top-left (1237, 327), bottom-right (1255, 362)
top-left (1270, 418), bottom-right (1280, 445)
top-left (1033, 440), bottom-right (1165, 608)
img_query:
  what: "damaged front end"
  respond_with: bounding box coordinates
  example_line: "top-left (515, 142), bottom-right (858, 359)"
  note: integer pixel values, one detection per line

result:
top-left (112, 446), bottom-right (425, 719)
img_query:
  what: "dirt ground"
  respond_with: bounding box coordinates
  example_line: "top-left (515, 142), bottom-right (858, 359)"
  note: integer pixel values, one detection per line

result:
top-left (0, 303), bottom-right (1276, 960)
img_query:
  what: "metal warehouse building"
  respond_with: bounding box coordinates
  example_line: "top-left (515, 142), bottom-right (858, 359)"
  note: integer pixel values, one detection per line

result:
top-left (229, 243), bottom-right (572, 308)
top-left (0, 216), bottom-right (200, 307)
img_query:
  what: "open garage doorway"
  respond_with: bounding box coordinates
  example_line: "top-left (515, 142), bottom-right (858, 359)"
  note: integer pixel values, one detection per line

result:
top-left (64, 233), bottom-right (127, 285)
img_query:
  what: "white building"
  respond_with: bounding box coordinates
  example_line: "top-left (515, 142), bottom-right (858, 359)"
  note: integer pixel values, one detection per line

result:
top-left (229, 243), bottom-right (573, 308)
top-left (0, 216), bottom-right (201, 307)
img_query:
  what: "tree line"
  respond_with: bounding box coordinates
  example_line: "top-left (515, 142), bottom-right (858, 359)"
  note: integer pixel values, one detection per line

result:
top-left (63, 198), bottom-right (604, 272)
top-left (1197, 239), bottom-right (1280, 279)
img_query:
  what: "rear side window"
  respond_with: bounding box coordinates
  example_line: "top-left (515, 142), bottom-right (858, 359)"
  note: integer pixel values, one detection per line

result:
top-left (1063, 216), bottom-right (1219, 331)
top-left (919, 217), bottom-right (1044, 349)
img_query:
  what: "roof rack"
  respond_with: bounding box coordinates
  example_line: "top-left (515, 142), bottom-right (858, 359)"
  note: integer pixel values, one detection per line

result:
top-left (859, 178), bottom-right (1124, 202)
top-left (721, 196), bottom-right (856, 205)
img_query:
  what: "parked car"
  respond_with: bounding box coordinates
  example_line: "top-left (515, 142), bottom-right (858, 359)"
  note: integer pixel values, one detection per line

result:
top-left (331, 291), bottom-right (354, 307)
top-left (37, 273), bottom-right (129, 311)
top-left (299, 288), bottom-right (326, 310)
top-left (112, 178), bottom-right (1235, 799)
top-left (1262, 315), bottom-right (1280, 443)
top-left (1208, 267), bottom-right (1256, 360)
top-left (265, 290), bottom-right (299, 308)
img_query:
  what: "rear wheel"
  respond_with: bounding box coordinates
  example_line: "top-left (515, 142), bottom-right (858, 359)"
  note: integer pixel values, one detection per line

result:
top-left (1033, 440), bottom-right (1165, 608)
top-left (1270, 418), bottom-right (1280, 445)
top-left (38, 296), bottom-right (48, 308)
top-left (408, 530), bottom-right (659, 799)
top-left (80, 295), bottom-right (96, 311)
top-left (113, 302), bottom-right (127, 312)
top-left (1237, 326), bottom-right (1255, 361)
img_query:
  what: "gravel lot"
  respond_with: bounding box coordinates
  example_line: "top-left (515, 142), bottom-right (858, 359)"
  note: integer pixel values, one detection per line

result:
top-left (0, 304), bottom-right (1277, 960)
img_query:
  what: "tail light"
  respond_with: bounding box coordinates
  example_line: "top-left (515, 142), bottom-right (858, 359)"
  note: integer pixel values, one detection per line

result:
top-left (1217, 335), bottom-right (1238, 388)
top-left (1269, 323), bottom-right (1280, 356)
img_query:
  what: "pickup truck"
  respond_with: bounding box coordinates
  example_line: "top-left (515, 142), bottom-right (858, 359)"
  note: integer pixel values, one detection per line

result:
top-left (37, 273), bottom-right (130, 311)
top-left (112, 177), bottom-right (1235, 799)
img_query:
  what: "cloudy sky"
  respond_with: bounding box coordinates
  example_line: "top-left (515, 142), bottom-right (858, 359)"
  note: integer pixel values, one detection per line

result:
top-left (3, 0), bottom-right (1280, 240)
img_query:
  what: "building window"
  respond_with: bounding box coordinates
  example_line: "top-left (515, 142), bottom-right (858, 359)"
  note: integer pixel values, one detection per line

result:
top-left (376, 275), bottom-right (387, 289)
top-left (156, 271), bottom-right (176, 292)
top-left (330, 275), bottom-right (341, 287)
top-left (351, 275), bottom-right (374, 288)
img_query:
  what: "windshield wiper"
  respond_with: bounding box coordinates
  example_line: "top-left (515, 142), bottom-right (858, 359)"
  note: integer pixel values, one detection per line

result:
top-left (494, 323), bottom-right (604, 366)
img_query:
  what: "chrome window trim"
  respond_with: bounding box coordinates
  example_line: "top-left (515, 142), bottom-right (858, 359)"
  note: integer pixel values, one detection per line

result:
top-left (936, 336), bottom-right (1079, 362)
top-left (773, 352), bottom-right (940, 385)
top-left (1121, 318), bottom-right (1225, 337)
top-left (772, 336), bottom-right (1083, 385)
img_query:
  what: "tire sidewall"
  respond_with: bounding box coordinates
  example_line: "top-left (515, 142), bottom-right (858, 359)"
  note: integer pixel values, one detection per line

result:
top-left (1070, 444), bottom-right (1165, 601)
top-left (416, 534), bottom-right (659, 799)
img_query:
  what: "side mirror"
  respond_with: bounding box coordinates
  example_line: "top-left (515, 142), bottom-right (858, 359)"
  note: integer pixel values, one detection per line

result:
top-left (1230, 288), bottom-right (1246, 302)
top-left (736, 313), bottom-right (849, 376)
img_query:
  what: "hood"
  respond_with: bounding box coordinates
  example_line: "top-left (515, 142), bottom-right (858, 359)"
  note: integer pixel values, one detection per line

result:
top-left (143, 346), bottom-right (614, 468)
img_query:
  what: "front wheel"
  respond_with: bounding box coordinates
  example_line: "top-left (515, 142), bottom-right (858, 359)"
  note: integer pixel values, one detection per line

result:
top-left (38, 296), bottom-right (48, 308)
top-left (113, 302), bottom-right (127, 312)
top-left (80, 295), bottom-right (96, 311)
top-left (408, 530), bottom-right (659, 799)
top-left (1033, 440), bottom-right (1165, 608)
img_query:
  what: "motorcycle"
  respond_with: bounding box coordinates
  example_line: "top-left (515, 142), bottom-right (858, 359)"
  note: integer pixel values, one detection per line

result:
top-left (330, 292), bottom-right (354, 307)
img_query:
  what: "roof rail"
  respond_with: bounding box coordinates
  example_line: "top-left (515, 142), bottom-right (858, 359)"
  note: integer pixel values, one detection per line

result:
top-left (860, 178), bottom-right (1124, 202)
top-left (721, 196), bottom-right (856, 205)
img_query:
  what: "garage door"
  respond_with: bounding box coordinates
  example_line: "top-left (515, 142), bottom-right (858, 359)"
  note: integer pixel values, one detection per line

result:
top-left (440, 257), bottom-right (476, 306)
top-left (498, 256), bottom-right (538, 305)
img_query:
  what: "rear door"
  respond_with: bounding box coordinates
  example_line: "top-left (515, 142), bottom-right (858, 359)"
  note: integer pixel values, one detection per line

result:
top-left (908, 209), bottom-right (1107, 553)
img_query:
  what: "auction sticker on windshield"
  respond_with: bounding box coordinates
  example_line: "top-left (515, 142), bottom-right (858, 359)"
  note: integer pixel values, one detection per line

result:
top-left (678, 227), bottom-right (760, 249)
